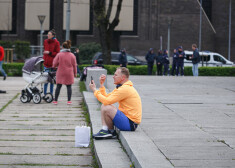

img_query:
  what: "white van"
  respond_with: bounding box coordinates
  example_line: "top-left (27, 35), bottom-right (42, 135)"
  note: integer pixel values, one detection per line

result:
top-left (184, 51), bottom-right (234, 67)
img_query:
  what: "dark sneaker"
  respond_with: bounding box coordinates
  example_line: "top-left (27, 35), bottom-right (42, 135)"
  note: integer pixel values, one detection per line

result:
top-left (93, 129), bottom-right (112, 140)
top-left (109, 129), bottom-right (117, 139)
top-left (3, 75), bottom-right (6, 80)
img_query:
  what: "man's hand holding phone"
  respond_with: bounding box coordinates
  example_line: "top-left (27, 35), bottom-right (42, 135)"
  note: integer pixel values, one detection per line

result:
top-left (89, 76), bottom-right (96, 92)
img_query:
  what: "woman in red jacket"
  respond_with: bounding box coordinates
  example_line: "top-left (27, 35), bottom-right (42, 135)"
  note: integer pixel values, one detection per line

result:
top-left (52, 40), bottom-right (77, 105)
top-left (0, 45), bottom-right (7, 80)
top-left (43, 29), bottom-right (60, 98)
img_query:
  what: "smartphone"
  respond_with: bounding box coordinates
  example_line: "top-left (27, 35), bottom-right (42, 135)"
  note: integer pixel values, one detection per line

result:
top-left (91, 76), bottom-right (93, 84)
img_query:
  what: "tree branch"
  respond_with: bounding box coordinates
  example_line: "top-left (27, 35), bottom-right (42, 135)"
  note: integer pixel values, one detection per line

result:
top-left (106, 0), bottom-right (113, 21)
top-left (109, 0), bottom-right (123, 31)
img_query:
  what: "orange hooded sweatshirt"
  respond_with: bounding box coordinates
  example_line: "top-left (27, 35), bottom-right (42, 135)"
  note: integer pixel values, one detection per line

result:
top-left (94, 80), bottom-right (142, 124)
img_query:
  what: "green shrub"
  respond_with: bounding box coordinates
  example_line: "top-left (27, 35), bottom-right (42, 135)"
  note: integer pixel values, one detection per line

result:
top-left (14, 41), bottom-right (30, 60)
top-left (1, 63), bottom-right (234, 77)
top-left (1, 63), bottom-right (24, 76)
top-left (77, 42), bottom-right (101, 64)
top-left (198, 67), bottom-right (235, 76)
top-left (0, 41), bottom-right (13, 48)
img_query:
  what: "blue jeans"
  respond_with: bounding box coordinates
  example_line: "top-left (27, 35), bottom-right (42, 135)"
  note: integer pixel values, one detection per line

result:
top-left (192, 64), bottom-right (199, 76)
top-left (77, 66), bottom-right (81, 76)
top-left (0, 61), bottom-right (6, 77)
top-left (44, 67), bottom-right (54, 95)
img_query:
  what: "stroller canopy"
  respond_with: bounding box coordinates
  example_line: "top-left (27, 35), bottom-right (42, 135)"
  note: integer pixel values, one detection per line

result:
top-left (22, 56), bottom-right (44, 73)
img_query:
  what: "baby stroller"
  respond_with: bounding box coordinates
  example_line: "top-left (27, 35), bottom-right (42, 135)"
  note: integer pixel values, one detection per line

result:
top-left (20, 56), bottom-right (55, 104)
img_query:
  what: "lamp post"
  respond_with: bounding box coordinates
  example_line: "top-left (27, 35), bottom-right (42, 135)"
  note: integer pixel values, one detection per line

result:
top-left (65, 0), bottom-right (71, 40)
top-left (38, 15), bottom-right (46, 56)
top-left (228, 0), bottom-right (232, 61)
top-left (199, 0), bottom-right (202, 51)
top-left (167, 17), bottom-right (173, 57)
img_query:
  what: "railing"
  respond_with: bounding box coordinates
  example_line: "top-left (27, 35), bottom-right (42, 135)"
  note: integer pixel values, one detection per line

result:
top-left (4, 48), bottom-right (13, 63)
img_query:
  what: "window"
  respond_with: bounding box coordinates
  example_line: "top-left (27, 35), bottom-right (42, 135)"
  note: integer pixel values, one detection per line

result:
top-left (213, 55), bottom-right (226, 64)
top-left (201, 55), bottom-right (210, 62)
top-left (127, 55), bottom-right (136, 61)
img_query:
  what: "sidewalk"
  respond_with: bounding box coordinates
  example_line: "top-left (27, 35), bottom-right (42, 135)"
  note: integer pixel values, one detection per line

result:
top-left (84, 75), bottom-right (235, 168)
top-left (0, 77), bottom-right (92, 168)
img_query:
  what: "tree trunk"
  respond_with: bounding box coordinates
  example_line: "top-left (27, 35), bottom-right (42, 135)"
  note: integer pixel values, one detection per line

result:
top-left (93, 0), bottom-right (123, 65)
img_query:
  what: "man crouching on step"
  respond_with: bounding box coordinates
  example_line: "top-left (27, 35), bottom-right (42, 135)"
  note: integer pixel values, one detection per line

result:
top-left (89, 67), bottom-right (142, 140)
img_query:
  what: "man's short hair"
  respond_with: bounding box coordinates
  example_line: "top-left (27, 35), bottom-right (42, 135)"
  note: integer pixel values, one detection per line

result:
top-left (192, 44), bottom-right (197, 48)
top-left (117, 67), bottom-right (130, 78)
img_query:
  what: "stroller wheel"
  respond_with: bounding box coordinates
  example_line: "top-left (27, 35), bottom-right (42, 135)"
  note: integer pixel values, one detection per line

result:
top-left (33, 93), bottom-right (41, 104)
top-left (44, 93), bottom-right (53, 103)
top-left (20, 95), bottom-right (28, 103)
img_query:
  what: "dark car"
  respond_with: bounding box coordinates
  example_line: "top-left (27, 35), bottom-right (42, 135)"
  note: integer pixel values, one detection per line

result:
top-left (92, 52), bottom-right (147, 65)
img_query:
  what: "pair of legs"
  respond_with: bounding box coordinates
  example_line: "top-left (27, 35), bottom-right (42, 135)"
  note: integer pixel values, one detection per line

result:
top-left (147, 62), bottom-right (153, 75)
top-left (44, 67), bottom-right (54, 95)
top-left (101, 104), bottom-right (117, 130)
top-left (157, 63), bottom-right (162, 75)
top-left (54, 84), bottom-right (72, 101)
top-left (100, 104), bottom-right (132, 131)
top-left (171, 62), bottom-right (177, 76)
top-left (192, 63), bottom-right (199, 76)
top-left (163, 64), bottom-right (170, 76)
top-left (176, 62), bottom-right (184, 76)
top-left (77, 66), bottom-right (81, 76)
top-left (0, 61), bottom-right (7, 79)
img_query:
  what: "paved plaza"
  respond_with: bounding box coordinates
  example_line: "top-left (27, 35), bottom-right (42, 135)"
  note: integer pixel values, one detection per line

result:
top-left (0, 76), bottom-right (235, 168)
top-left (85, 75), bottom-right (235, 168)
top-left (0, 77), bottom-right (92, 168)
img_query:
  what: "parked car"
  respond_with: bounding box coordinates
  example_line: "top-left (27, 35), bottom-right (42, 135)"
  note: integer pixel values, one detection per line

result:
top-left (92, 52), bottom-right (147, 65)
top-left (184, 51), bottom-right (234, 67)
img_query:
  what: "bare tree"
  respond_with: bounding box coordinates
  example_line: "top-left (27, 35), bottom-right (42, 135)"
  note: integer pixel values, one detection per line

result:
top-left (93, 0), bottom-right (123, 64)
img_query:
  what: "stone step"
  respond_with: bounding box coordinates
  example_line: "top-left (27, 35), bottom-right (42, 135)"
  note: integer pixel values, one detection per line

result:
top-left (0, 155), bottom-right (92, 166)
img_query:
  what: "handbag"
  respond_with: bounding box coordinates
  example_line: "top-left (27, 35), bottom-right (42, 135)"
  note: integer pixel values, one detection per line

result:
top-left (75, 126), bottom-right (91, 147)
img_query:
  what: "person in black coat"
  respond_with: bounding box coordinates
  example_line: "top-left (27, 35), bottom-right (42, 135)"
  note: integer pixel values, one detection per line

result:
top-left (145, 48), bottom-right (156, 75)
top-left (119, 48), bottom-right (127, 67)
top-left (162, 50), bottom-right (170, 76)
top-left (74, 48), bottom-right (81, 76)
top-left (171, 49), bottom-right (178, 76)
top-left (176, 46), bottom-right (185, 76)
top-left (156, 50), bottom-right (163, 76)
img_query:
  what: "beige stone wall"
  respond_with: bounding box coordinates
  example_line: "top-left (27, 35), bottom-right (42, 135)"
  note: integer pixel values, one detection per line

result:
top-left (106, 0), bottom-right (134, 31)
top-left (63, 0), bottom-right (90, 31)
top-left (25, 0), bottom-right (50, 30)
top-left (0, 0), bottom-right (12, 31)
top-left (62, 0), bottom-right (134, 31)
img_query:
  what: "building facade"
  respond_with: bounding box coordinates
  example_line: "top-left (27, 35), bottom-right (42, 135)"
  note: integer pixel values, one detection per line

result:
top-left (0, 0), bottom-right (234, 62)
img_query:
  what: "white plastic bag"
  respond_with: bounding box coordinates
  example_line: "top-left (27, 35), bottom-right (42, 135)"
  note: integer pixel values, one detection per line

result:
top-left (75, 126), bottom-right (91, 147)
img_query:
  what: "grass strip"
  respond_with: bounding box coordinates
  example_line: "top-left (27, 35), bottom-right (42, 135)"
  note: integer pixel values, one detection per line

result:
top-left (0, 93), bottom-right (20, 113)
top-left (79, 81), bottom-right (99, 168)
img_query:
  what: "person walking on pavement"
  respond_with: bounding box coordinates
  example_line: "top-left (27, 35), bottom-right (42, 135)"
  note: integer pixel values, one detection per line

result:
top-left (74, 48), bottom-right (81, 76)
top-left (52, 40), bottom-right (77, 105)
top-left (89, 67), bottom-right (142, 140)
top-left (190, 44), bottom-right (200, 76)
top-left (43, 29), bottom-right (60, 98)
top-left (145, 48), bottom-right (156, 75)
top-left (176, 46), bottom-right (185, 76)
top-left (171, 49), bottom-right (178, 76)
top-left (0, 45), bottom-right (7, 80)
top-left (119, 48), bottom-right (127, 67)
top-left (156, 50), bottom-right (163, 76)
top-left (162, 50), bottom-right (170, 76)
